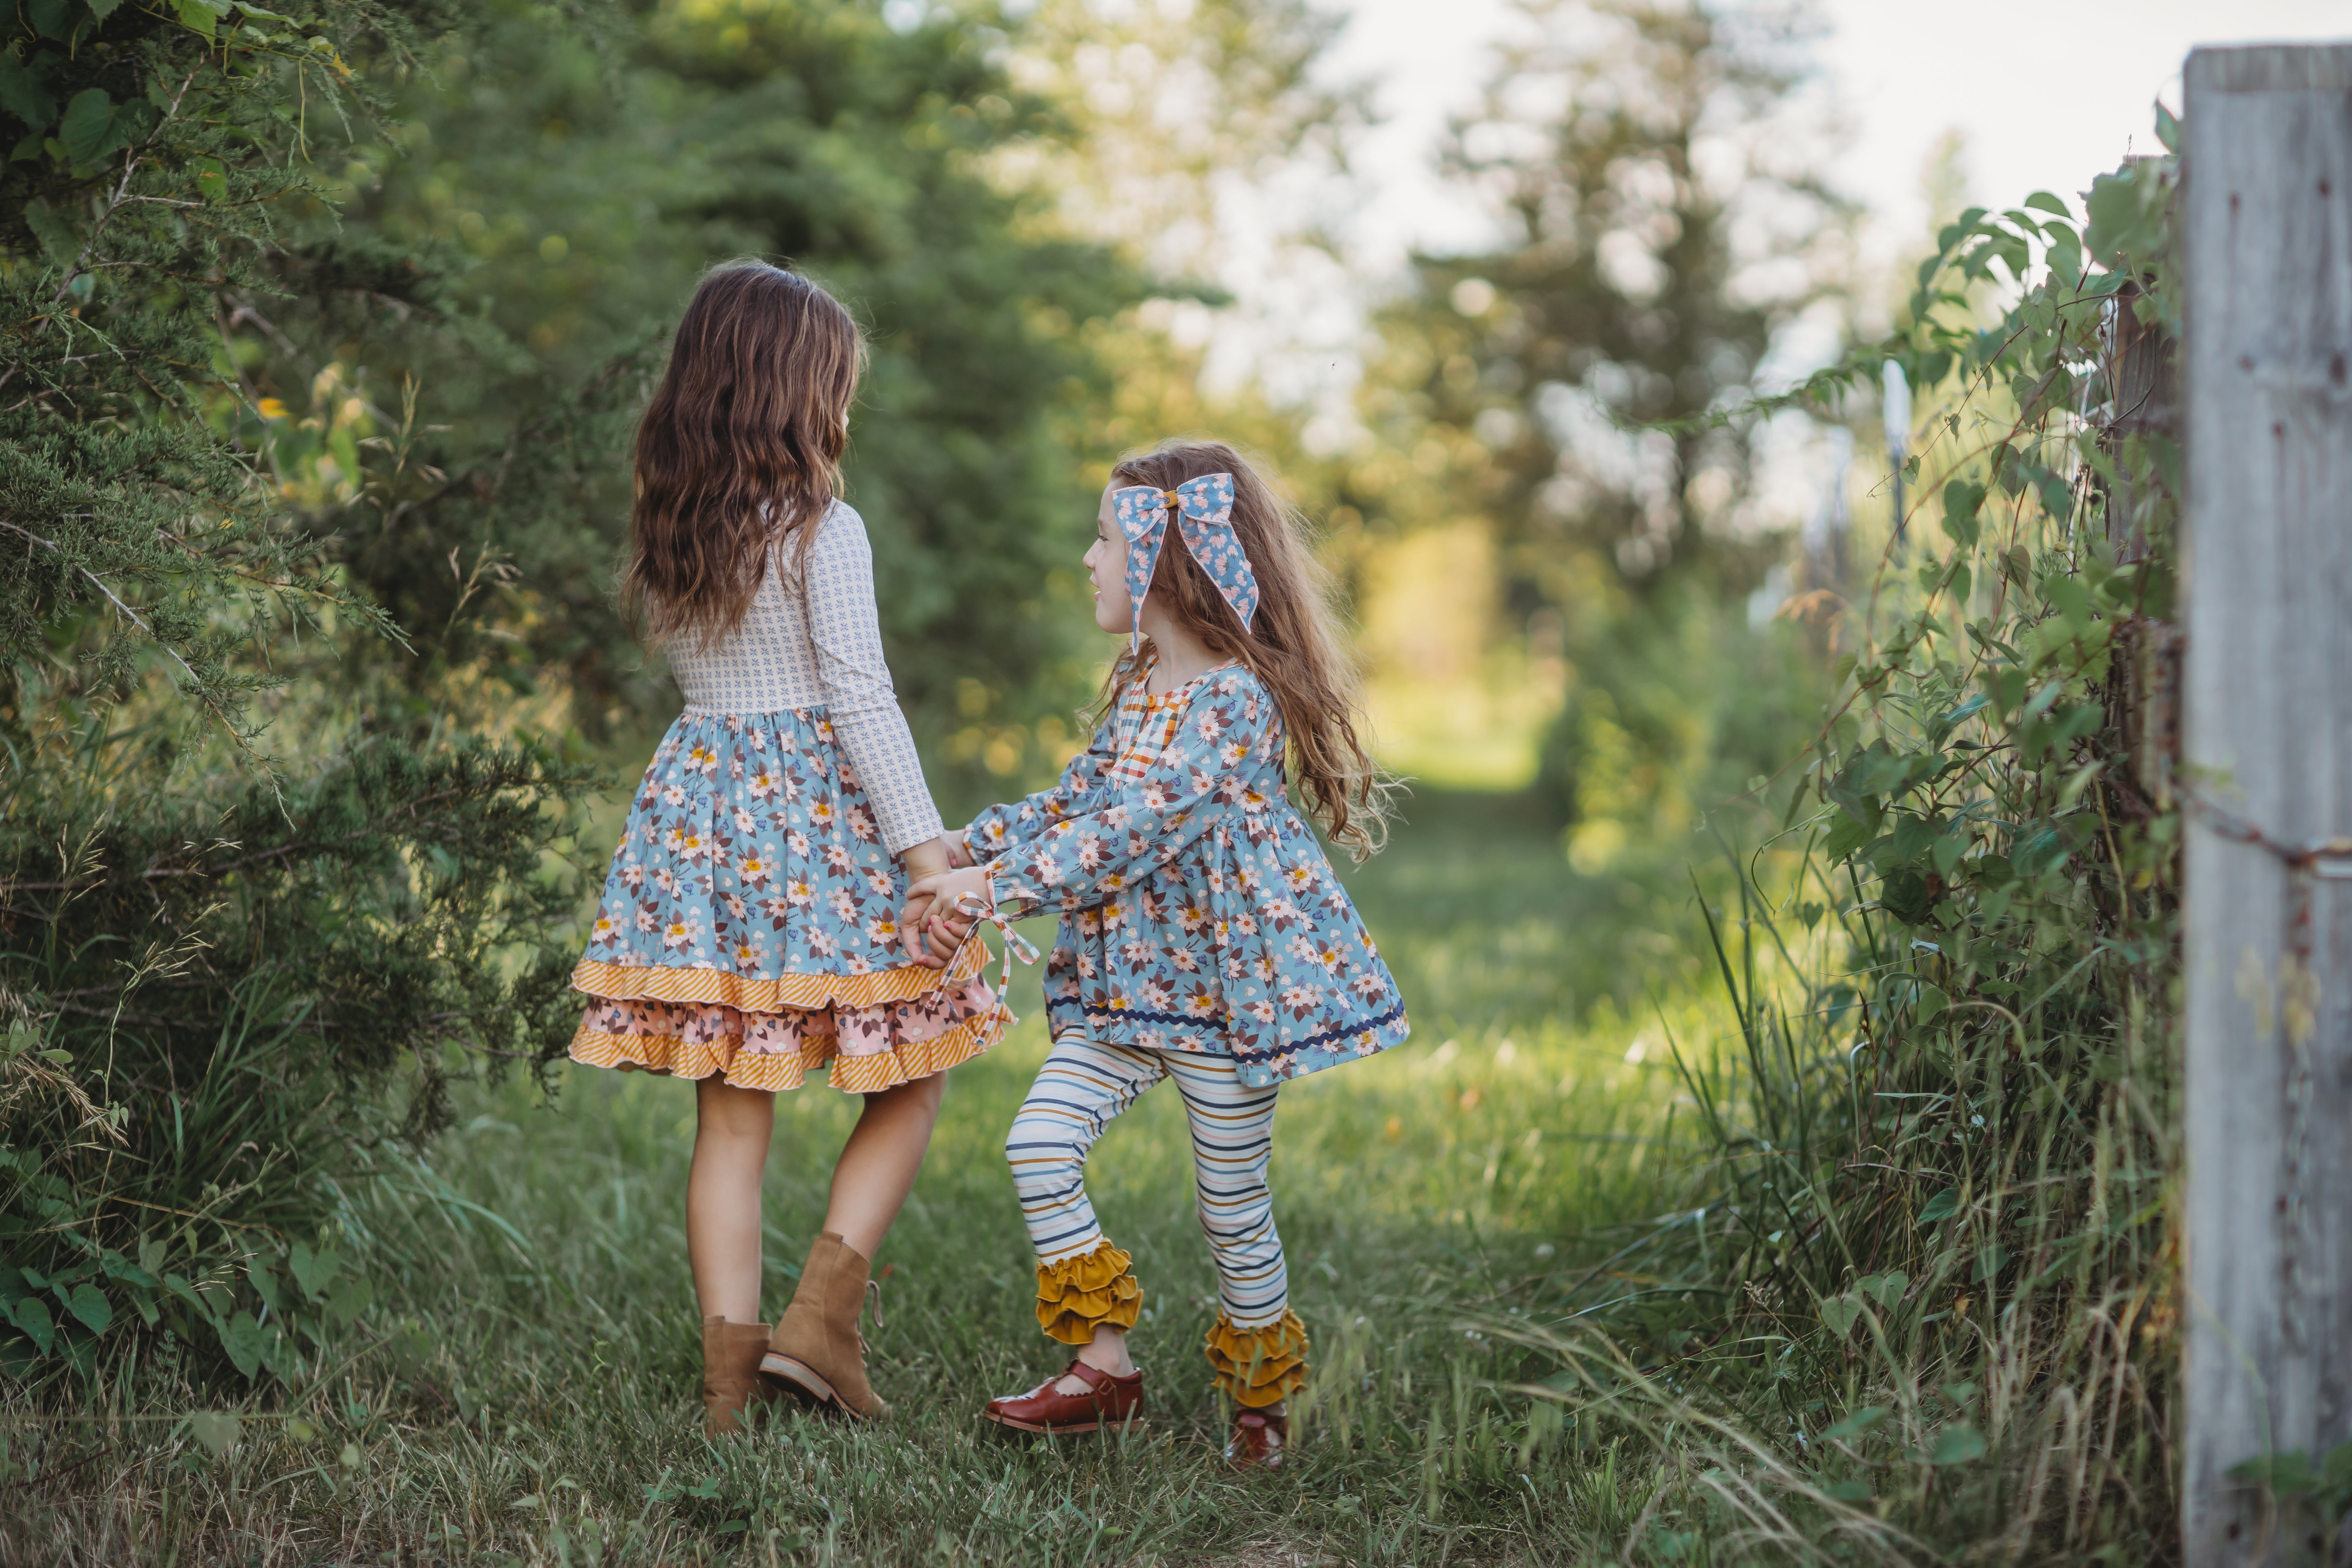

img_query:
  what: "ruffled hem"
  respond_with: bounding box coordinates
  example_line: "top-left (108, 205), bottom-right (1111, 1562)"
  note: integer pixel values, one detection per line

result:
top-left (570, 932), bottom-right (989, 1013)
top-left (1035, 1241), bottom-right (1143, 1345)
top-left (568, 967), bottom-right (1012, 1093)
top-left (1203, 1308), bottom-right (1309, 1408)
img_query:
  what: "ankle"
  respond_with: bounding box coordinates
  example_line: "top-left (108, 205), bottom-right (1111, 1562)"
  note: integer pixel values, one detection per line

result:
top-left (1076, 1342), bottom-right (1136, 1378)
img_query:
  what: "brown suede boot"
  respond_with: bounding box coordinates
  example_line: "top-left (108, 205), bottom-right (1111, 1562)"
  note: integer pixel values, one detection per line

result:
top-left (760, 1231), bottom-right (888, 1419)
top-left (701, 1316), bottom-right (775, 1437)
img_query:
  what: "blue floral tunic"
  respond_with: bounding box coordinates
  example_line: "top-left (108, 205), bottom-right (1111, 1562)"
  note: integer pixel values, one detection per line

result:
top-left (968, 659), bottom-right (1408, 1087)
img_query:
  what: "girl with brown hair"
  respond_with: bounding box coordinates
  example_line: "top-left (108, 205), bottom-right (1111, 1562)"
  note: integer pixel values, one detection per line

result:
top-left (901, 440), bottom-right (1410, 1469)
top-left (569, 262), bottom-right (1008, 1434)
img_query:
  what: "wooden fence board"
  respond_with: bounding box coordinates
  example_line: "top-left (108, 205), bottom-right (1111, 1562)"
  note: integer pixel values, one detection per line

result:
top-left (2182, 41), bottom-right (2352, 1566)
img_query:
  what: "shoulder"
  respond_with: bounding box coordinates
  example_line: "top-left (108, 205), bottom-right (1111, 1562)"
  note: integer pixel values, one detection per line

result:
top-left (812, 499), bottom-right (866, 550)
top-left (1185, 665), bottom-right (1277, 732)
top-left (793, 499), bottom-right (871, 581)
top-left (1200, 663), bottom-right (1272, 711)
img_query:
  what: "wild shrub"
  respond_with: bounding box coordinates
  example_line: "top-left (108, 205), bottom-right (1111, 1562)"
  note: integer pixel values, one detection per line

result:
top-left (0, 1), bottom-right (590, 1390)
top-left (1511, 137), bottom-right (2186, 1561)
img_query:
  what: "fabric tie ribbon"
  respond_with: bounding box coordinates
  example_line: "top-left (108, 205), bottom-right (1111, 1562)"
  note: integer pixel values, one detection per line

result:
top-left (1109, 472), bottom-right (1259, 653)
top-left (953, 889), bottom-right (1039, 1000)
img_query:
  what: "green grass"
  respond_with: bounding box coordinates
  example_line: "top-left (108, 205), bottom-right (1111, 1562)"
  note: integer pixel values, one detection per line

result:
top-left (4, 790), bottom-right (1740, 1565)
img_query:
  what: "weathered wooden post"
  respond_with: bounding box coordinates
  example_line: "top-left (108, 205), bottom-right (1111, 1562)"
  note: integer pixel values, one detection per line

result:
top-left (2182, 41), bottom-right (2352, 1566)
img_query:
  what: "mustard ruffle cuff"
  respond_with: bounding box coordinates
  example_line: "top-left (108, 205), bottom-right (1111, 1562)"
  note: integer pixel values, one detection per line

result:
top-left (1035, 1241), bottom-right (1143, 1345)
top-left (1204, 1308), bottom-right (1309, 1409)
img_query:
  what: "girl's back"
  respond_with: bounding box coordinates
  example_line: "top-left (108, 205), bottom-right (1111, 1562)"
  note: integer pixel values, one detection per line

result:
top-left (662, 499), bottom-right (933, 858)
top-left (567, 261), bottom-right (1004, 1436)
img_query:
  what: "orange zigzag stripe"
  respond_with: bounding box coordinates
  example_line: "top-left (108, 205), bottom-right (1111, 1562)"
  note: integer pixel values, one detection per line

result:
top-left (570, 933), bottom-right (987, 1013)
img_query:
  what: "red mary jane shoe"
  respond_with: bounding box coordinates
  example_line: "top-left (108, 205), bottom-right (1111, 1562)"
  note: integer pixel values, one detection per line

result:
top-left (1225, 1405), bottom-right (1287, 1470)
top-left (981, 1359), bottom-right (1144, 1435)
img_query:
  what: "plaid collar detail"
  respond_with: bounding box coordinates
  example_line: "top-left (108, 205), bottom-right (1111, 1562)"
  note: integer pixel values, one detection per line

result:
top-left (1105, 655), bottom-right (1231, 786)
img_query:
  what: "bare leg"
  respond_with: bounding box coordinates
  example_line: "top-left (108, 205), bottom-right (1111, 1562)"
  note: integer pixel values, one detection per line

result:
top-left (688, 1076), bottom-right (776, 1323)
top-left (820, 1072), bottom-right (947, 1259)
top-left (1058, 1322), bottom-right (1137, 1394)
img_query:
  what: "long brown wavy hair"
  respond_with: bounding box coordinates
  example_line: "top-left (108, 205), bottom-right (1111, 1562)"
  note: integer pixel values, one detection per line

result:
top-left (1102, 440), bottom-right (1390, 857)
top-left (624, 263), bottom-right (864, 648)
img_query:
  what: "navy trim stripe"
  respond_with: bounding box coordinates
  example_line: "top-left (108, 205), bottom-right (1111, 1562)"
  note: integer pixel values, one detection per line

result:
top-left (1079, 1000), bottom-right (1407, 1064)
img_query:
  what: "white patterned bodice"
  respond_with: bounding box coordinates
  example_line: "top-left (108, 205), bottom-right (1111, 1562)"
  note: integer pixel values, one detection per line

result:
top-left (665, 500), bottom-right (944, 854)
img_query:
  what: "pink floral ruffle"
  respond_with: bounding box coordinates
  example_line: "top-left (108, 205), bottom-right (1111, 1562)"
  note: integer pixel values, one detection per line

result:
top-left (570, 973), bottom-right (1009, 1094)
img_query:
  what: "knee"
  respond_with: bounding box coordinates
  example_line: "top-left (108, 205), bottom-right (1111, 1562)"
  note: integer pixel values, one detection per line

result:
top-left (868, 1070), bottom-right (945, 1125)
top-left (1005, 1108), bottom-right (1082, 1183)
top-left (695, 1078), bottom-right (775, 1143)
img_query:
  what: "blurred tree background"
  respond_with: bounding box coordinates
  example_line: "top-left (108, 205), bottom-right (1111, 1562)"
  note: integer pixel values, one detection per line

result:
top-left (2, 0), bottom-right (1853, 1388)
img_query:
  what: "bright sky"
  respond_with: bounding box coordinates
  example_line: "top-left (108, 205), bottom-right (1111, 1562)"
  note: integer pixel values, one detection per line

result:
top-left (1317, 0), bottom-right (2352, 278)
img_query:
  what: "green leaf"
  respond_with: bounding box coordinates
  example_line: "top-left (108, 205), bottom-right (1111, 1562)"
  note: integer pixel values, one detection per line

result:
top-left (174, 0), bottom-right (225, 38)
top-left (1818, 1293), bottom-right (1863, 1339)
top-left (2085, 162), bottom-right (2169, 268)
top-left (2043, 572), bottom-right (2093, 630)
top-left (2231, 1449), bottom-right (2319, 1497)
top-left (84, 0), bottom-right (131, 20)
top-left (1861, 1271), bottom-right (1909, 1309)
top-left (100, 1248), bottom-right (157, 1289)
top-left (1974, 1244), bottom-right (2010, 1283)
top-left (160, 1271), bottom-right (210, 1317)
top-left (1821, 813), bottom-right (1870, 863)
top-left (2022, 190), bottom-right (2071, 218)
top-left (1822, 1405), bottom-right (1886, 1441)
top-left (1932, 832), bottom-right (1967, 877)
top-left (1880, 869), bottom-right (1933, 925)
top-left (193, 155), bottom-right (226, 201)
top-left (0, 52), bottom-right (58, 131)
top-left (61, 1281), bottom-right (109, 1334)
top-left (247, 1255), bottom-right (282, 1311)
top-left (288, 1241), bottom-right (339, 1301)
top-left (1930, 1424), bottom-right (1987, 1466)
top-left (325, 1273), bottom-right (372, 1327)
top-left (56, 87), bottom-right (119, 165)
top-left (1886, 813), bottom-right (1939, 866)
top-left (9, 1295), bottom-right (54, 1355)
top-left (28, 0), bottom-right (78, 40)
top-left (1822, 1479), bottom-right (1872, 1503)
top-left (187, 1410), bottom-right (239, 1459)
top-left (219, 1310), bottom-right (263, 1380)
top-left (2154, 102), bottom-right (2181, 155)
top-left (1919, 1188), bottom-right (1959, 1223)
top-left (1914, 982), bottom-right (1947, 1026)
top-left (1940, 479), bottom-right (1985, 547)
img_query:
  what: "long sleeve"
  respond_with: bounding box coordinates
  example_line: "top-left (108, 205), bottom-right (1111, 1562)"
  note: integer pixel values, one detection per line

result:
top-left (985, 673), bottom-right (1279, 919)
top-left (966, 712), bottom-right (1123, 858)
top-left (800, 503), bottom-right (944, 855)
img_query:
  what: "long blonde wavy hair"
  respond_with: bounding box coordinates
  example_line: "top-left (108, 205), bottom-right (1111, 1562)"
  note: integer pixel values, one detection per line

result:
top-left (1100, 440), bottom-right (1391, 858)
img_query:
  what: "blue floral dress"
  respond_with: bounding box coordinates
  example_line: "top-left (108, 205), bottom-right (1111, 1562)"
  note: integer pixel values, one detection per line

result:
top-left (968, 657), bottom-right (1408, 1086)
top-left (570, 503), bottom-right (1007, 1094)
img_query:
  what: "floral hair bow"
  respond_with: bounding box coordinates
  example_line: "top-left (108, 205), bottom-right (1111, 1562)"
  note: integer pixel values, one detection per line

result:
top-left (1109, 472), bottom-right (1259, 653)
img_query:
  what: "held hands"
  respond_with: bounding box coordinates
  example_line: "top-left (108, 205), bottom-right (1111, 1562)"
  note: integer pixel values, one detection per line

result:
top-left (898, 863), bottom-right (993, 968)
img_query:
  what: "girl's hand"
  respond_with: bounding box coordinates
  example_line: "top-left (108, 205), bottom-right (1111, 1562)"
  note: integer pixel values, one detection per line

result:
top-left (899, 866), bottom-right (992, 967)
top-left (942, 831), bottom-right (975, 870)
top-left (900, 835), bottom-right (953, 883)
top-left (896, 837), bottom-right (956, 962)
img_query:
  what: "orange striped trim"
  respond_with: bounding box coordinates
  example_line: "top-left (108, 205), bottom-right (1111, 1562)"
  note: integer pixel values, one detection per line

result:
top-left (570, 935), bottom-right (987, 1012)
top-left (568, 1000), bottom-right (1013, 1095)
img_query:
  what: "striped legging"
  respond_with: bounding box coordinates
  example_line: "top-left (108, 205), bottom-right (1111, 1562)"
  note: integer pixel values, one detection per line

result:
top-left (1005, 1036), bottom-right (1290, 1328)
